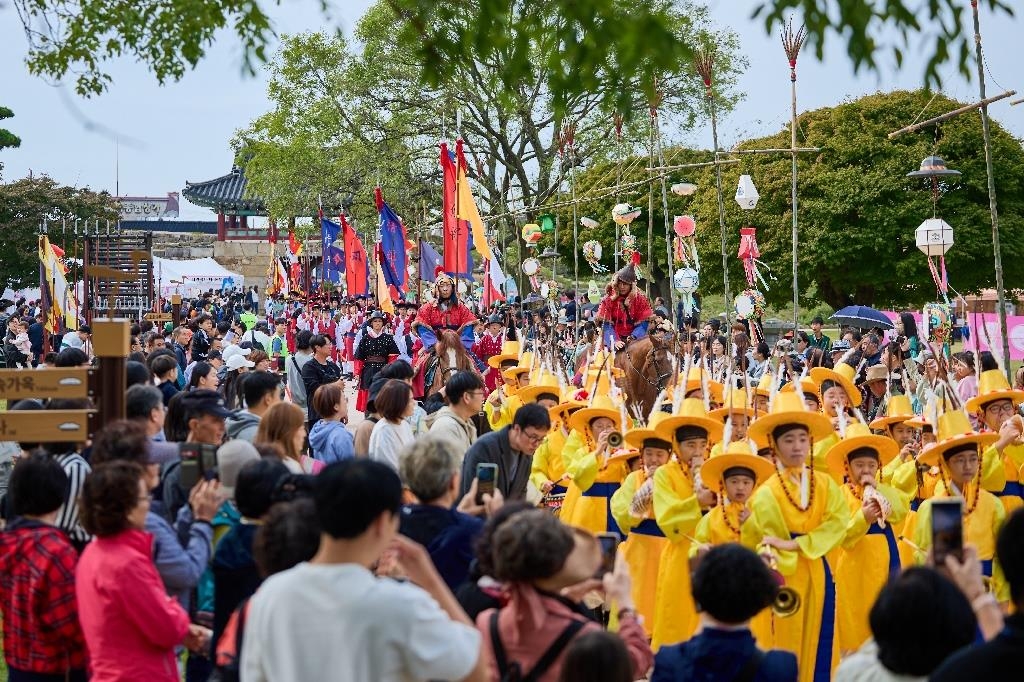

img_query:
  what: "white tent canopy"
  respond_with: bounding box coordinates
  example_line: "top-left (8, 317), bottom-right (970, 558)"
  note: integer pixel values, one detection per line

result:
top-left (154, 257), bottom-right (244, 298)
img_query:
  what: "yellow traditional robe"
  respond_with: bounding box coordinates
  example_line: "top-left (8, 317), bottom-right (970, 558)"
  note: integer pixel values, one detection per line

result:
top-left (610, 469), bottom-right (666, 637)
top-left (530, 426), bottom-right (568, 491)
top-left (812, 432), bottom-right (838, 474)
top-left (833, 482), bottom-right (909, 655)
top-left (741, 469), bottom-right (850, 682)
top-left (558, 430), bottom-right (587, 523)
top-left (564, 442), bottom-right (628, 534)
top-left (913, 481), bottom-right (1008, 602)
top-left (651, 461), bottom-right (703, 650)
top-left (984, 442), bottom-right (1024, 515)
top-left (484, 386), bottom-right (522, 430)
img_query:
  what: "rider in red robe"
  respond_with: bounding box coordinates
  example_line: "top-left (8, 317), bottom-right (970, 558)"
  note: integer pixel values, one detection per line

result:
top-left (595, 263), bottom-right (653, 349)
top-left (412, 268), bottom-right (481, 396)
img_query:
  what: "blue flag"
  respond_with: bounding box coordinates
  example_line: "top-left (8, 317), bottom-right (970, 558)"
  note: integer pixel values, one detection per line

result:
top-left (376, 192), bottom-right (407, 295)
top-left (321, 217), bottom-right (342, 284)
top-left (419, 240), bottom-right (442, 282)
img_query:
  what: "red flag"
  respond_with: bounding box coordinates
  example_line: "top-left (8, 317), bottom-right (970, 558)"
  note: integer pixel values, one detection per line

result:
top-left (342, 214), bottom-right (369, 296)
top-left (288, 230), bottom-right (303, 256)
top-left (440, 142), bottom-right (467, 277)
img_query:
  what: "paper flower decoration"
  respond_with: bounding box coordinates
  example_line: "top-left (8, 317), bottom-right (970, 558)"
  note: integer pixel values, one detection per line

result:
top-left (521, 223), bottom-right (543, 246)
top-left (580, 216), bottom-right (599, 229)
top-left (612, 203), bottom-right (642, 225)
top-left (673, 215), bottom-right (696, 237)
top-left (582, 240), bottom-right (608, 273)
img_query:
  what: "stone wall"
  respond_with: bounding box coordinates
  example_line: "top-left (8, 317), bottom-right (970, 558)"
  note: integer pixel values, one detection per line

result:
top-left (150, 231), bottom-right (278, 286)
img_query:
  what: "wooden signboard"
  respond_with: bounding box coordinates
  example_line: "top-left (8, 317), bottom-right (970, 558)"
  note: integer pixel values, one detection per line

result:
top-left (144, 312), bottom-right (173, 322)
top-left (0, 368), bottom-right (91, 400)
top-left (0, 410), bottom-right (92, 442)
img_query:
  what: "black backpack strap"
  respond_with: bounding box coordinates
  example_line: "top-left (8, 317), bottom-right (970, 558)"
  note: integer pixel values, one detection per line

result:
top-left (522, 618), bottom-right (587, 682)
top-left (734, 648), bottom-right (765, 682)
top-left (489, 611), bottom-right (514, 680)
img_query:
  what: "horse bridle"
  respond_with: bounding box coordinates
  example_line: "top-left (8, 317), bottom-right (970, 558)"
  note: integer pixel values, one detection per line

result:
top-left (624, 334), bottom-right (676, 390)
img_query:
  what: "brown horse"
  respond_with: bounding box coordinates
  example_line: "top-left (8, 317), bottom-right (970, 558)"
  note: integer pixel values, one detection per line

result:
top-left (614, 332), bottom-right (678, 418)
top-left (420, 329), bottom-right (476, 401)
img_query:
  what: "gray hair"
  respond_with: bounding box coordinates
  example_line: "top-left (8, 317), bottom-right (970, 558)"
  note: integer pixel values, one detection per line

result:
top-left (398, 435), bottom-right (460, 503)
top-left (125, 384), bottom-right (163, 420)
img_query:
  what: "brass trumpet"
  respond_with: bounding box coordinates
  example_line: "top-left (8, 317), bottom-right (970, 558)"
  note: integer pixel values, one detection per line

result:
top-left (607, 431), bottom-right (624, 448)
top-left (773, 586), bottom-right (802, 618)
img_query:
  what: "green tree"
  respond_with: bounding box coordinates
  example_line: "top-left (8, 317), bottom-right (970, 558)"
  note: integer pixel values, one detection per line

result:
top-left (12, 0), bottom-right (1011, 108)
top-left (555, 90), bottom-right (1024, 312)
top-left (0, 106), bottom-right (22, 177)
top-left (0, 176), bottom-right (118, 290)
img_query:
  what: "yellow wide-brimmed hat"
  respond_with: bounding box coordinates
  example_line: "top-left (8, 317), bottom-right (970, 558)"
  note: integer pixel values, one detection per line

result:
top-left (826, 422), bottom-right (899, 480)
top-left (702, 441), bottom-right (776, 489)
top-left (624, 411), bottom-right (676, 450)
top-left (568, 394), bottom-right (623, 436)
top-left (549, 386), bottom-right (587, 422)
top-left (709, 388), bottom-right (756, 422)
top-left (918, 410), bottom-right (999, 467)
top-left (656, 398), bottom-right (725, 446)
top-left (754, 372), bottom-right (775, 398)
top-left (780, 377), bottom-right (821, 403)
top-left (810, 363), bottom-right (863, 408)
top-left (747, 391), bottom-right (835, 444)
top-left (518, 371), bottom-right (562, 404)
top-left (965, 369), bottom-right (1024, 415)
top-left (502, 352), bottom-right (534, 382)
top-left (869, 394), bottom-right (916, 430)
top-left (487, 340), bottom-right (521, 369)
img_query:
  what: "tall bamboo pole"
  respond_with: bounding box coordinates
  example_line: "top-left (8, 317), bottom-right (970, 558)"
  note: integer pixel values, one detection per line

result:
top-left (783, 21), bottom-right (807, 333)
top-left (653, 104), bottom-right (676, 325)
top-left (970, 0), bottom-right (1011, 377)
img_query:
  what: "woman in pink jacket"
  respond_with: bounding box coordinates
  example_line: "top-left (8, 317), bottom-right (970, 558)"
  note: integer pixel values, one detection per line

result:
top-left (478, 509), bottom-right (653, 682)
top-left (75, 461), bottom-right (208, 682)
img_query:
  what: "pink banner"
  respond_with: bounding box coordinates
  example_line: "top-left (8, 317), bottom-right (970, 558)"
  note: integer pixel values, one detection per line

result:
top-left (883, 310), bottom-right (1024, 360)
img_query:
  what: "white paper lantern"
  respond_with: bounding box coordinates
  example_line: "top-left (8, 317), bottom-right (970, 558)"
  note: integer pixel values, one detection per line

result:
top-left (735, 174), bottom-right (759, 210)
top-left (916, 218), bottom-right (954, 256)
top-left (673, 267), bottom-right (699, 293)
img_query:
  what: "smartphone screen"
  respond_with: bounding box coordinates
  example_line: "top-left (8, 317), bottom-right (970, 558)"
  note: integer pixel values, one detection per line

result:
top-left (476, 463), bottom-right (498, 504)
top-left (932, 498), bottom-right (964, 565)
top-left (198, 443), bottom-right (219, 481)
top-left (595, 532), bottom-right (620, 577)
top-left (178, 444), bottom-right (201, 489)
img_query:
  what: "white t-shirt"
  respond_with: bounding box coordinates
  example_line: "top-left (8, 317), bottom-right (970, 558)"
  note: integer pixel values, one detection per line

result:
top-left (368, 419), bottom-right (414, 471)
top-left (241, 562), bottom-right (480, 682)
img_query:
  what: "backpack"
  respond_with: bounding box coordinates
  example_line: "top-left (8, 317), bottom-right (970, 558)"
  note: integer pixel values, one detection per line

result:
top-left (210, 598), bottom-right (250, 682)
top-left (489, 611), bottom-right (586, 682)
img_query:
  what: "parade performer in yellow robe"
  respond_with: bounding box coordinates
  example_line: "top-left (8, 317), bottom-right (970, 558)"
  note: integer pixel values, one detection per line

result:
top-left (912, 409), bottom-right (1008, 602)
top-left (610, 411), bottom-right (676, 637)
top-left (530, 386), bottom-right (584, 517)
top-left (484, 352), bottom-right (532, 429)
top-left (708, 388), bottom-right (758, 457)
top-left (743, 391), bottom-right (849, 682)
top-left (562, 394), bottom-right (628, 534)
top-left (650, 398), bottom-right (723, 649)
top-left (825, 422), bottom-right (908, 655)
top-left (869, 394), bottom-right (918, 487)
top-left (810, 362), bottom-right (862, 474)
top-left (966, 368), bottom-right (1024, 514)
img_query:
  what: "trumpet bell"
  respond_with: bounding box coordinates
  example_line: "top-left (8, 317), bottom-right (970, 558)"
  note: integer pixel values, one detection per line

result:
top-left (607, 431), bottom-right (624, 448)
top-left (772, 586), bottom-right (801, 618)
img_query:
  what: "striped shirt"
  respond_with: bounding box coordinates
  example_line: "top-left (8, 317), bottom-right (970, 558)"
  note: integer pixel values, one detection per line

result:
top-left (53, 452), bottom-right (91, 547)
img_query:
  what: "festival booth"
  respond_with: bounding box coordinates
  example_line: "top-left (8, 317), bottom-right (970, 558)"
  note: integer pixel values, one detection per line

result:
top-left (154, 257), bottom-right (244, 298)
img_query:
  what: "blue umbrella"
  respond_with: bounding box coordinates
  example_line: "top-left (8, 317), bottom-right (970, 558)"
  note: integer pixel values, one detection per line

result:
top-left (830, 305), bottom-right (894, 330)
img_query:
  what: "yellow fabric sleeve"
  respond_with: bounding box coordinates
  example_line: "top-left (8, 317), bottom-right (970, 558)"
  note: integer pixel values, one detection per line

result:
top-left (566, 443), bottom-right (600, 492)
top-left (794, 477), bottom-right (851, 560)
top-left (690, 512), bottom-right (713, 558)
top-left (743, 486), bottom-right (797, 576)
top-left (530, 439), bottom-right (553, 491)
top-left (653, 465), bottom-right (702, 544)
top-left (610, 471), bottom-right (643, 535)
top-left (981, 443), bottom-right (1007, 493)
top-left (890, 458), bottom-right (920, 498)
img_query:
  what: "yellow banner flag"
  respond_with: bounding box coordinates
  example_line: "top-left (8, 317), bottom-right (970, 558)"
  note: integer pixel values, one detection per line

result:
top-left (456, 166), bottom-right (492, 260)
top-left (375, 251), bottom-right (395, 315)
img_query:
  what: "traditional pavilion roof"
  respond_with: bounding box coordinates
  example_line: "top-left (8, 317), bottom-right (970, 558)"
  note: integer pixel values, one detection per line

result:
top-left (182, 166), bottom-right (266, 215)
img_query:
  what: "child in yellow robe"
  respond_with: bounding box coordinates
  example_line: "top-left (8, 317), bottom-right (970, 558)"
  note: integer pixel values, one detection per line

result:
top-left (562, 395), bottom-right (627, 534)
top-left (744, 391), bottom-right (849, 682)
top-left (649, 398), bottom-right (723, 649)
top-left (484, 360), bottom-right (530, 429)
top-left (531, 391), bottom-right (585, 518)
top-left (825, 422), bottom-right (909, 655)
top-left (965, 368), bottom-right (1024, 514)
top-left (610, 411), bottom-right (676, 637)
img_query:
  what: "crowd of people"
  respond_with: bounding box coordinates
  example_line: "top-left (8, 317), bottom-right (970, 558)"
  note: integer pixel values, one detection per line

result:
top-left (1, 266), bottom-right (1023, 682)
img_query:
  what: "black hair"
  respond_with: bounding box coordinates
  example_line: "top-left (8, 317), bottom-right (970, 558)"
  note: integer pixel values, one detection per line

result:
top-left (676, 425), bottom-right (708, 443)
top-left (9, 399), bottom-right (46, 451)
top-left (379, 359), bottom-right (414, 381)
top-left (899, 312), bottom-right (918, 339)
top-left (253, 499), bottom-right (321, 578)
top-left (513, 403), bottom-right (551, 431)
top-left (978, 351), bottom-right (998, 373)
top-left (796, 331), bottom-right (810, 345)
top-left (309, 334), bottom-right (331, 350)
top-left (557, 630), bottom-right (633, 682)
top-left (491, 509), bottom-right (574, 582)
top-left (445, 370), bottom-right (486, 405)
top-left (54, 348), bottom-right (88, 367)
top-left (847, 446), bottom-right (880, 463)
top-left (771, 423), bottom-right (809, 441)
top-left (295, 329), bottom-right (313, 351)
top-left (150, 354), bottom-right (178, 379)
top-left (126, 360), bottom-right (151, 387)
top-left (314, 460), bottom-right (402, 539)
top-left (870, 567), bottom-right (975, 676)
top-left (235, 458), bottom-right (291, 519)
top-left (241, 370), bottom-right (282, 409)
top-left (217, 321), bottom-right (231, 335)
top-left (691, 543), bottom-right (777, 623)
top-left (953, 350), bottom-right (975, 371)
top-left (473, 501), bottom-right (534, 577)
top-left (997, 507), bottom-right (1024, 605)
top-left (188, 361), bottom-right (216, 389)
top-left (9, 451), bottom-right (68, 516)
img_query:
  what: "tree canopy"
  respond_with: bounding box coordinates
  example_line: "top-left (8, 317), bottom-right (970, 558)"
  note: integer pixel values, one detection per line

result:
top-left (547, 90), bottom-right (1024, 313)
top-left (0, 176), bottom-right (118, 290)
top-left (11, 0), bottom-right (1014, 108)
top-left (0, 106), bottom-right (22, 177)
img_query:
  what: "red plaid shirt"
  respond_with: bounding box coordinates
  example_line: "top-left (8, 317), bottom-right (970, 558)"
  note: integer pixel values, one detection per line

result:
top-left (0, 519), bottom-right (87, 673)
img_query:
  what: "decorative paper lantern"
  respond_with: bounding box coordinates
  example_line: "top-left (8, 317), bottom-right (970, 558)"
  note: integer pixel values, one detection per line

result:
top-left (588, 280), bottom-right (601, 301)
top-left (580, 216), bottom-right (599, 229)
top-left (582, 240), bottom-right (607, 273)
top-left (521, 223), bottom-right (543, 246)
top-left (538, 214), bottom-right (556, 233)
top-left (673, 215), bottom-right (696, 237)
top-left (521, 257), bottom-right (540, 276)
top-left (673, 267), bottom-right (699, 293)
top-left (612, 203), bottom-right (642, 225)
top-left (916, 218), bottom-right (954, 256)
top-left (734, 289), bottom-right (767, 319)
top-left (735, 174), bottom-right (760, 210)
top-left (671, 182), bottom-right (698, 196)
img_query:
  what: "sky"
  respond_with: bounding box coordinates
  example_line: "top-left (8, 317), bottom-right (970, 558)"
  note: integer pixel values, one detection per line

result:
top-left (1, 1), bottom-right (1021, 221)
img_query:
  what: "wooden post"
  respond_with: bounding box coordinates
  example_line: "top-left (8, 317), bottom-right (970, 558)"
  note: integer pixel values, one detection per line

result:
top-left (90, 319), bottom-right (130, 428)
top-left (171, 295), bottom-right (182, 327)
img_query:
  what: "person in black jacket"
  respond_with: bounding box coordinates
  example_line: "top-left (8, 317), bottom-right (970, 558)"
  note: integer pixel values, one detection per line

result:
top-left (458, 404), bottom-right (550, 501)
top-left (301, 334), bottom-right (343, 428)
top-left (190, 313), bottom-right (214, 362)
